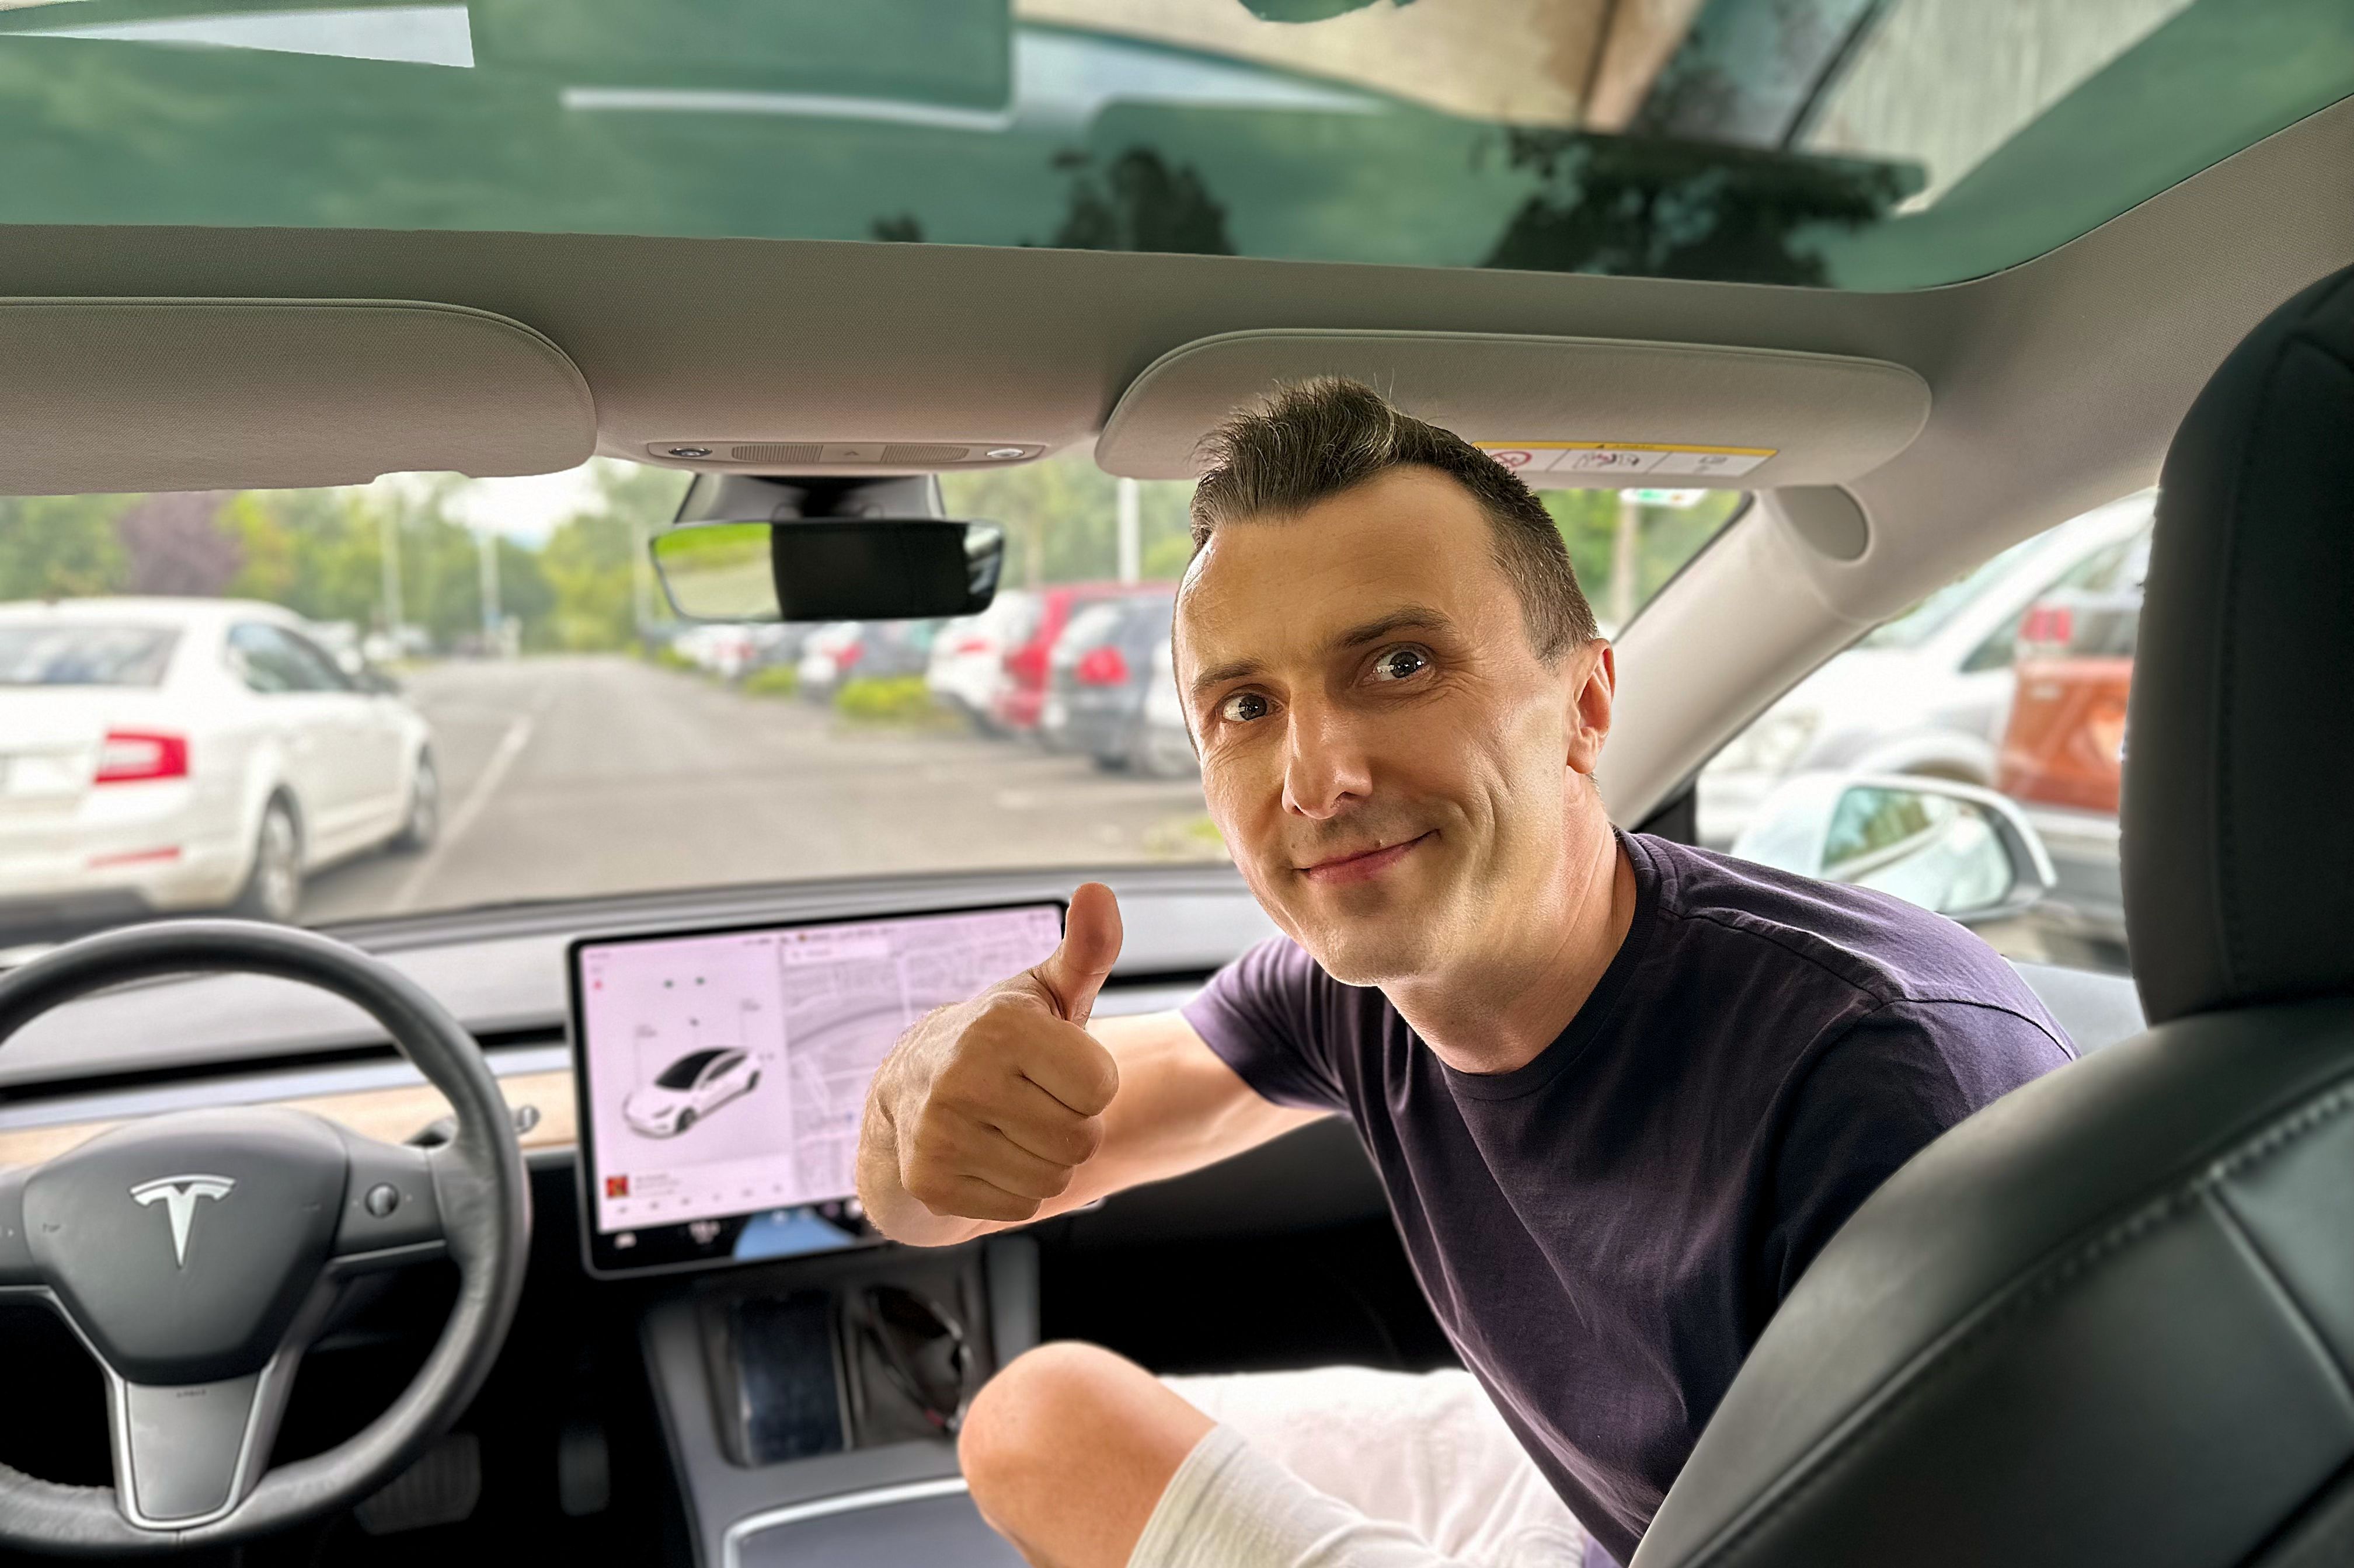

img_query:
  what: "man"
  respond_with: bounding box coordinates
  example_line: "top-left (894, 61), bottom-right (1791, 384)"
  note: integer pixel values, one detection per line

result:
top-left (855, 379), bottom-right (2074, 1568)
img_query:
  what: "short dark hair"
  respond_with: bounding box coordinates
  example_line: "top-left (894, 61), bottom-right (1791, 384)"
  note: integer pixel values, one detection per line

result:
top-left (1188, 378), bottom-right (1599, 660)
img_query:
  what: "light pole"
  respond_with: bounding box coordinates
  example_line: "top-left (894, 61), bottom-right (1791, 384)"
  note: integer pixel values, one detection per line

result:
top-left (476, 524), bottom-right (502, 654)
top-left (1116, 476), bottom-right (1140, 584)
top-left (377, 501), bottom-right (404, 647)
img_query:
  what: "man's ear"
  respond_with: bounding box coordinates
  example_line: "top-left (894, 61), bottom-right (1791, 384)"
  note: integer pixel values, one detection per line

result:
top-left (1565, 639), bottom-right (1615, 777)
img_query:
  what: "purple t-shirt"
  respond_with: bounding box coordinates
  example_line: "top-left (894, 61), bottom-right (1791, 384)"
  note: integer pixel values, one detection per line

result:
top-left (1182, 831), bottom-right (2073, 1565)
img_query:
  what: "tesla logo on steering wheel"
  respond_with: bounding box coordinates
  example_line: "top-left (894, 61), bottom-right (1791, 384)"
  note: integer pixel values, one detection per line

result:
top-left (130, 1175), bottom-right (236, 1269)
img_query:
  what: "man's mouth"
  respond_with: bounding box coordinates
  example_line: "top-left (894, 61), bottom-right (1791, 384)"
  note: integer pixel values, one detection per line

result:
top-left (1296, 831), bottom-right (1434, 886)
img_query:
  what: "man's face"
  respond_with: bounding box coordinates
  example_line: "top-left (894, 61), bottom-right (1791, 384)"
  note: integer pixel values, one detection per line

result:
top-left (1175, 466), bottom-right (1610, 987)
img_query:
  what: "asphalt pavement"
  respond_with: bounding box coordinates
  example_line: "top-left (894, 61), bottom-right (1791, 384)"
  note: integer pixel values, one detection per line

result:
top-left (298, 656), bottom-right (1218, 926)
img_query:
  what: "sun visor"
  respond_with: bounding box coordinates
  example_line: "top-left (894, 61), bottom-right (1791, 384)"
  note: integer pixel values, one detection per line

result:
top-left (1095, 330), bottom-right (1930, 488)
top-left (0, 298), bottom-right (596, 494)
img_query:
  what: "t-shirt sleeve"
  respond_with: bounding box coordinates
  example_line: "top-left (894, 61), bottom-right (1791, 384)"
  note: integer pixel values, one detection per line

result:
top-left (1179, 936), bottom-right (1348, 1112)
top-left (1761, 1000), bottom-right (2073, 1301)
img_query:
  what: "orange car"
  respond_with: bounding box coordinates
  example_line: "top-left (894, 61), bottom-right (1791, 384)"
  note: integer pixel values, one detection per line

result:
top-left (1996, 599), bottom-right (2136, 815)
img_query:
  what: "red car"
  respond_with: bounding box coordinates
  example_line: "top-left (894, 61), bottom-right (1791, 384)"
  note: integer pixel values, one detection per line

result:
top-left (990, 581), bottom-right (1160, 735)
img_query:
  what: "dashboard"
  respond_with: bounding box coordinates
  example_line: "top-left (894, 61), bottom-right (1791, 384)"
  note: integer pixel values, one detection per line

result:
top-left (0, 860), bottom-right (2151, 1232)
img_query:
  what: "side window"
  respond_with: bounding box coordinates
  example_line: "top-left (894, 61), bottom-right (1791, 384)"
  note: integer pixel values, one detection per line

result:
top-left (1701, 496), bottom-right (2154, 978)
top-left (280, 628), bottom-right (358, 692)
top-left (230, 623), bottom-right (350, 694)
top-left (228, 623), bottom-right (317, 694)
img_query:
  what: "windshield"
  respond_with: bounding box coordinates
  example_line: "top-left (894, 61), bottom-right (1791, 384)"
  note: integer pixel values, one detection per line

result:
top-left (0, 460), bottom-right (1740, 949)
top-left (0, 0), bottom-right (2341, 290)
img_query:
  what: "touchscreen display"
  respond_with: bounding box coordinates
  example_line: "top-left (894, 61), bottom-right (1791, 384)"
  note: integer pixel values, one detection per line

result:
top-left (570, 902), bottom-right (1063, 1274)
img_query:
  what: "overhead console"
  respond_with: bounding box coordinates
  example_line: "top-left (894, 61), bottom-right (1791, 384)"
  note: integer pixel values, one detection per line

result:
top-left (1093, 328), bottom-right (1932, 490)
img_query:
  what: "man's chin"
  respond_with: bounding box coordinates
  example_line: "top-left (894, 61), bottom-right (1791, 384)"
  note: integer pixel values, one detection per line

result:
top-left (1279, 881), bottom-right (1448, 987)
top-left (1291, 920), bottom-right (1441, 987)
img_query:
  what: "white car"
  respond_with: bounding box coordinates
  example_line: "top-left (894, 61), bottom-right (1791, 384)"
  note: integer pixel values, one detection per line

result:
top-left (925, 590), bottom-right (1038, 731)
top-left (1697, 494), bottom-right (2155, 848)
top-left (622, 1046), bottom-right (761, 1138)
top-left (0, 597), bottom-right (436, 938)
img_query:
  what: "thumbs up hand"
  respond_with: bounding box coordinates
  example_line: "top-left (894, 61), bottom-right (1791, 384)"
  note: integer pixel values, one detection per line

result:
top-left (861, 884), bottom-right (1126, 1229)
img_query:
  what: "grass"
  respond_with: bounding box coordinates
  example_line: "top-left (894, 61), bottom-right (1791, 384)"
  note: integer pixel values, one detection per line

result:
top-left (833, 674), bottom-right (959, 729)
top-left (740, 665), bottom-right (799, 698)
top-left (1144, 812), bottom-right (1230, 860)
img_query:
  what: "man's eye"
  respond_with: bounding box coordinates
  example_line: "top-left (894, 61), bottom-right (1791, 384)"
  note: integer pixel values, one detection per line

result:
top-left (1219, 691), bottom-right (1272, 723)
top-left (1371, 647), bottom-right (1430, 682)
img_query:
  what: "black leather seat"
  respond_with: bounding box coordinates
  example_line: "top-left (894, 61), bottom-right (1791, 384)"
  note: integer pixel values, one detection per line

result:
top-left (1633, 264), bottom-right (2354, 1568)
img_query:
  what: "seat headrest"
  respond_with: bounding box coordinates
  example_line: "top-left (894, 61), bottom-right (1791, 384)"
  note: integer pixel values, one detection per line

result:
top-left (2125, 263), bottom-right (2354, 1025)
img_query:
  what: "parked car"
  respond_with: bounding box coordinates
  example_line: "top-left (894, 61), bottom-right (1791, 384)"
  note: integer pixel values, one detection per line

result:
top-left (1131, 633), bottom-right (1201, 778)
top-left (927, 589), bottom-right (1040, 732)
top-left (1993, 528), bottom-right (2150, 967)
top-left (622, 1046), bottom-right (761, 1138)
top-left (1041, 590), bottom-right (1178, 767)
top-left (1697, 495), bottom-right (2155, 847)
top-left (673, 621), bottom-right (763, 680)
top-left (0, 597), bottom-right (436, 942)
top-left (990, 581), bottom-right (1157, 736)
top-left (796, 618), bottom-right (942, 704)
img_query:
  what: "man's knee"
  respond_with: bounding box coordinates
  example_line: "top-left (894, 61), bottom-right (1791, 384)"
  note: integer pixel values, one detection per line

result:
top-left (960, 1341), bottom-right (1213, 1567)
top-left (960, 1341), bottom-right (1150, 1499)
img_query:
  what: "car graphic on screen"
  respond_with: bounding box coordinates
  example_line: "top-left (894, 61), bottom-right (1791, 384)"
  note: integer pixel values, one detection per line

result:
top-left (622, 1047), bottom-right (761, 1138)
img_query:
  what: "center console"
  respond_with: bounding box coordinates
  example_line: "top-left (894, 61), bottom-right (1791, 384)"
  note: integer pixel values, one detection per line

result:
top-left (640, 1236), bottom-right (1036, 1568)
top-left (566, 904), bottom-right (1069, 1566)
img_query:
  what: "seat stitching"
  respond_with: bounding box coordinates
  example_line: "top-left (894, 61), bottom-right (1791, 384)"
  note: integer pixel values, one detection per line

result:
top-left (1690, 1074), bottom-right (2354, 1567)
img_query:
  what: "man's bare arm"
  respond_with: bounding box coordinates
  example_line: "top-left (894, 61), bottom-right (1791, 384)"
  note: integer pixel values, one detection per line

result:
top-left (855, 884), bottom-right (1326, 1247)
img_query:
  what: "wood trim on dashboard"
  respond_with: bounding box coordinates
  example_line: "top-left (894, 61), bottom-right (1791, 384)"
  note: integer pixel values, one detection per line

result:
top-left (0, 1068), bottom-right (578, 1170)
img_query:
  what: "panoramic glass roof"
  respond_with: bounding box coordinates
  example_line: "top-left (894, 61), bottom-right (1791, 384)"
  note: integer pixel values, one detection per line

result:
top-left (1, 0), bottom-right (2346, 290)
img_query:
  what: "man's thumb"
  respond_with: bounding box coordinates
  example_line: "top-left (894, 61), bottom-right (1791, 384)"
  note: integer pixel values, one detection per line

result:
top-left (1035, 882), bottom-right (1122, 1026)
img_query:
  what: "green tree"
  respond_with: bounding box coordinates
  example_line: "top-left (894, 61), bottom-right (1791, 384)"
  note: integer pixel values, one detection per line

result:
top-left (540, 459), bottom-right (691, 650)
top-left (942, 449), bottom-right (1192, 588)
top-left (0, 494), bottom-right (133, 600)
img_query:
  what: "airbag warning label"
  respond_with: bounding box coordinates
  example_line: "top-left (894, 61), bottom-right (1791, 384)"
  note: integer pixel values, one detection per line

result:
top-left (1477, 442), bottom-right (1773, 478)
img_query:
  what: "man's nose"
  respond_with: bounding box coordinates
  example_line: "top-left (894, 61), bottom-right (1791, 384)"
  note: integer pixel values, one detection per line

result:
top-left (1280, 701), bottom-right (1373, 820)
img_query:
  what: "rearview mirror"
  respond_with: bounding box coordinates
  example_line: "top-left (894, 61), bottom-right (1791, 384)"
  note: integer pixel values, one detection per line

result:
top-left (1730, 773), bottom-right (2057, 925)
top-left (650, 519), bottom-right (1004, 622)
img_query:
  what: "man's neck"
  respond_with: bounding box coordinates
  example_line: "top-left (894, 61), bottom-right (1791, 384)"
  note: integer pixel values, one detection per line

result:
top-left (1385, 823), bottom-right (1638, 1077)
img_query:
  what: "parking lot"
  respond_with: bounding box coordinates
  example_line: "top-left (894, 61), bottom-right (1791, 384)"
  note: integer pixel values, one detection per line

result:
top-left (297, 655), bottom-right (1220, 926)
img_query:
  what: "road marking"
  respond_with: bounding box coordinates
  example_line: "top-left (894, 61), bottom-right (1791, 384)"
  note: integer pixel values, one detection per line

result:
top-left (385, 715), bottom-right (536, 914)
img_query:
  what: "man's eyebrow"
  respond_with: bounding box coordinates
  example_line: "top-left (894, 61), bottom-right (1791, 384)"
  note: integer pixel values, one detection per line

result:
top-left (1327, 606), bottom-right (1454, 651)
top-left (1189, 656), bottom-right (1262, 701)
top-left (1186, 606), bottom-right (1456, 702)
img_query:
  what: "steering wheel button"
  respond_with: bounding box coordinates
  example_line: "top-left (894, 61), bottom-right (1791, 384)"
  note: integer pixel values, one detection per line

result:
top-left (364, 1183), bottom-right (401, 1218)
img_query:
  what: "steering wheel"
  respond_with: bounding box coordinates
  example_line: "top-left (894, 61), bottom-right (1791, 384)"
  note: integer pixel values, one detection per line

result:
top-left (0, 921), bottom-right (528, 1552)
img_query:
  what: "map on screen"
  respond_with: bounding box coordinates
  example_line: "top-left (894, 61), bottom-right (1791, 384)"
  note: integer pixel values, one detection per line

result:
top-left (575, 904), bottom-right (1063, 1236)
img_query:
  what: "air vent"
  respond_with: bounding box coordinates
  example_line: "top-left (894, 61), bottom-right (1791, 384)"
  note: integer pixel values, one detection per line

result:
top-left (728, 442), bottom-right (823, 464)
top-left (879, 443), bottom-right (971, 464)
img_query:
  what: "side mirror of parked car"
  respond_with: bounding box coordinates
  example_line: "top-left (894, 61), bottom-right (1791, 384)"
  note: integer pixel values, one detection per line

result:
top-left (1730, 772), bottom-right (2057, 926)
top-left (651, 519), bottom-right (1004, 623)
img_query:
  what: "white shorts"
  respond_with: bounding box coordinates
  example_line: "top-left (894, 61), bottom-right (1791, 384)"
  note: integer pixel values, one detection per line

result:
top-left (1131, 1368), bottom-right (1593, 1568)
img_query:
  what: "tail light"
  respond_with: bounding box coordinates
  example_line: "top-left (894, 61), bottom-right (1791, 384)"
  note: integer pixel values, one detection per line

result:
top-left (838, 642), bottom-right (865, 668)
top-left (1075, 646), bottom-right (1130, 687)
top-left (2019, 604), bottom-right (2074, 651)
top-left (94, 731), bottom-right (189, 784)
top-left (952, 636), bottom-right (991, 656)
